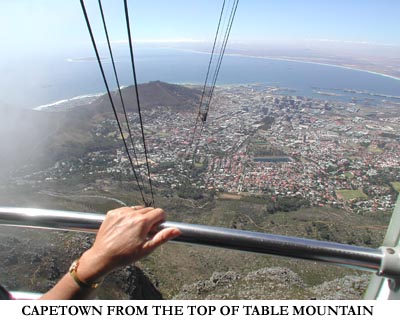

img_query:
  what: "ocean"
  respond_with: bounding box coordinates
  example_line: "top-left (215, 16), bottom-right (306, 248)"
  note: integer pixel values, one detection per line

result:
top-left (1, 47), bottom-right (400, 109)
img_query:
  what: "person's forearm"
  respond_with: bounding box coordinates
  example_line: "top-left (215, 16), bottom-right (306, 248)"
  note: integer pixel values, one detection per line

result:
top-left (40, 273), bottom-right (96, 300)
top-left (40, 250), bottom-right (104, 300)
top-left (39, 206), bottom-right (180, 299)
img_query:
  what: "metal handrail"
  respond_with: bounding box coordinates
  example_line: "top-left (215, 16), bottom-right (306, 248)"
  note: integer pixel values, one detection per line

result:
top-left (0, 206), bottom-right (386, 275)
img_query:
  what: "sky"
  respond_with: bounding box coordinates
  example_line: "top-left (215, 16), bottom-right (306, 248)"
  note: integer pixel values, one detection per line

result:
top-left (1, 0), bottom-right (400, 57)
top-left (0, 0), bottom-right (400, 110)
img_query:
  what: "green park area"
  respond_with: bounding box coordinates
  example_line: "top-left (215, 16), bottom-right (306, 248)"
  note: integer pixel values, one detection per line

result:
top-left (336, 189), bottom-right (368, 201)
top-left (344, 172), bottom-right (354, 179)
top-left (391, 182), bottom-right (400, 192)
top-left (368, 146), bottom-right (383, 153)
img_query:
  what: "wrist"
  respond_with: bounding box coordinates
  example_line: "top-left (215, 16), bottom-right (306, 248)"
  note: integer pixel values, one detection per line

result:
top-left (69, 259), bottom-right (102, 289)
top-left (75, 249), bottom-right (107, 285)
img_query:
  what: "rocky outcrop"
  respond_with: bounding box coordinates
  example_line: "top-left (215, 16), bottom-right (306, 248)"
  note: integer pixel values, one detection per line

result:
top-left (0, 229), bottom-right (163, 299)
top-left (309, 274), bottom-right (370, 300)
top-left (174, 267), bottom-right (369, 300)
top-left (0, 228), bottom-right (370, 300)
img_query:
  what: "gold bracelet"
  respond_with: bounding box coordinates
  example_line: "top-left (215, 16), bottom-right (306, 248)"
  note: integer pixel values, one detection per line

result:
top-left (69, 259), bottom-right (102, 289)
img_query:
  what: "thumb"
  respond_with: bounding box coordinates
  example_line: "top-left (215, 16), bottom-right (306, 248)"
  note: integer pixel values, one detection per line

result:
top-left (142, 227), bottom-right (181, 254)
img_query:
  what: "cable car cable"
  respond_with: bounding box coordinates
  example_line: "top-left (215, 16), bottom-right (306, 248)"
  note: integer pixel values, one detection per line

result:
top-left (204, 0), bottom-right (239, 118)
top-left (190, 0), bottom-right (239, 164)
top-left (188, 0), bottom-right (228, 163)
top-left (190, 0), bottom-right (226, 149)
top-left (97, 0), bottom-right (147, 193)
top-left (123, 0), bottom-right (155, 207)
top-left (79, 0), bottom-right (148, 205)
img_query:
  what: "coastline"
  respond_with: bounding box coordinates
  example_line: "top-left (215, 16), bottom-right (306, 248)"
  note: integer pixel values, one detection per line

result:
top-left (169, 47), bottom-right (400, 82)
top-left (33, 92), bottom-right (104, 111)
top-left (228, 53), bottom-right (400, 82)
top-left (31, 48), bottom-right (400, 111)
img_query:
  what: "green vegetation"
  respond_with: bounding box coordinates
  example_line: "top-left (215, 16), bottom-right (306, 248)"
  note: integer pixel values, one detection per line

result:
top-left (381, 132), bottom-right (400, 140)
top-left (151, 161), bottom-right (175, 173)
top-left (176, 183), bottom-right (204, 200)
top-left (391, 182), bottom-right (400, 192)
top-left (155, 132), bottom-right (169, 138)
top-left (344, 172), bottom-right (354, 179)
top-left (368, 146), bottom-right (383, 153)
top-left (258, 116), bottom-right (275, 130)
top-left (0, 181), bottom-right (391, 299)
top-left (336, 189), bottom-right (368, 201)
top-left (221, 194), bottom-right (310, 214)
top-left (194, 162), bottom-right (205, 168)
top-left (248, 141), bottom-right (286, 157)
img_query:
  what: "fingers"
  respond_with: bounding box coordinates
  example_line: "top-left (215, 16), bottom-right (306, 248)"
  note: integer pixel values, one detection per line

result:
top-left (109, 206), bottom-right (151, 216)
top-left (136, 208), bottom-right (166, 237)
top-left (131, 205), bottom-right (144, 211)
top-left (143, 207), bottom-right (166, 224)
top-left (142, 227), bottom-right (181, 253)
top-left (117, 207), bottom-right (167, 234)
top-left (98, 205), bottom-right (179, 266)
top-left (107, 206), bottom-right (165, 229)
top-left (134, 207), bottom-right (155, 215)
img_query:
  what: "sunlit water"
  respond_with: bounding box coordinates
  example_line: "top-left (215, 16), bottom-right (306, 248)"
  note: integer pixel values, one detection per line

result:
top-left (1, 47), bottom-right (399, 109)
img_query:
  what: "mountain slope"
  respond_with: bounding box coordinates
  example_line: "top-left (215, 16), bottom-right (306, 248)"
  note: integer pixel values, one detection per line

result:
top-left (0, 81), bottom-right (201, 176)
top-left (83, 81), bottom-right (201, 115)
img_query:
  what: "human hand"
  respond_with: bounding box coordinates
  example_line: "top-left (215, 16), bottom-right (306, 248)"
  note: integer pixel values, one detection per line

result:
top-left (76, 206), bottom-right (181, 283)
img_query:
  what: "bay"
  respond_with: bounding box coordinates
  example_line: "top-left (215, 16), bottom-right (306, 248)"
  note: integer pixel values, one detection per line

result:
top-left (1, 47), bottom-right (400, 109)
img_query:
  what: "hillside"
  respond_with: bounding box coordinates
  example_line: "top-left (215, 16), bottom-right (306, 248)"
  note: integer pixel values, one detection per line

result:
top-left (82, 81), bottom-right (202, 115)
top-left (122, 81), bottom-right (202, 111)
top-left (0, 81), bottom-right (201, 177)
top-left (0, 187), bottom-right (389, 299)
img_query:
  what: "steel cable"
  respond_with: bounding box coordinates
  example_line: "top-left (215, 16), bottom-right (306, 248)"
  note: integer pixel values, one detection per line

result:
top-left (80, 0), bottom-right (148, 205)
top-left (124, 0), bottom-right (155, 206)
top-left (97, 0), bottom-right (147, 194)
